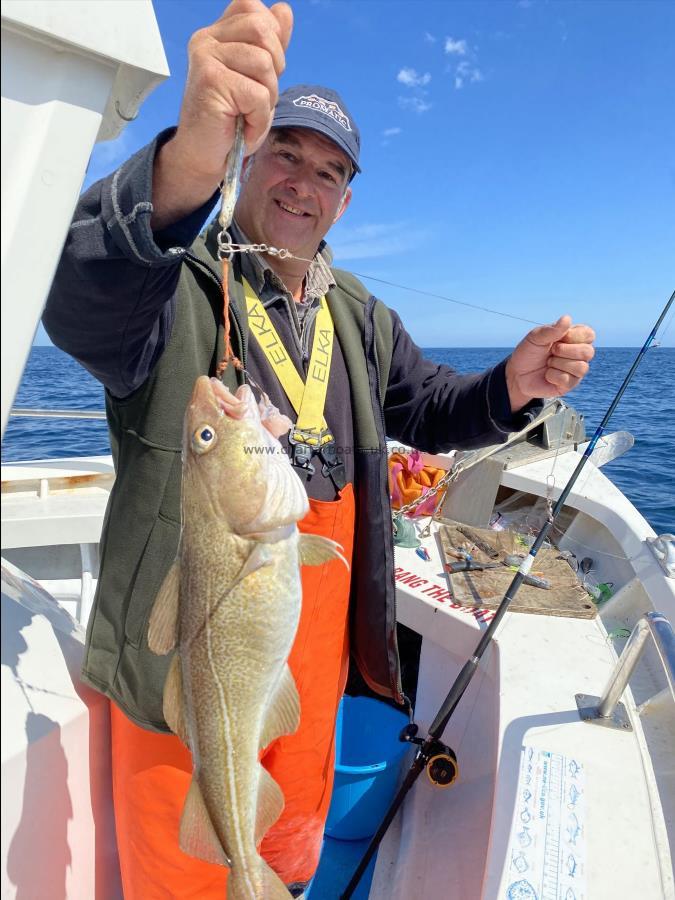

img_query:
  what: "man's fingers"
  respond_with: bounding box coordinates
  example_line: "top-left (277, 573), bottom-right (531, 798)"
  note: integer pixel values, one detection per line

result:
top-left (550, 340), bottom-right (595, 362)
top-left (527, 315), bottom-right (572, 347)
top-left (270, 2), bottom-right (294, 51)
top-left (207, 13), bottom-right (288, 75)
top-left (547, 357), bottom-right (590, 380)
top-left (219, 0), bottom-right (274, 22)
top-left (544, 368), bottom-right (580, 392)
top-left (557, 324), bottom-right (596, 345)
top-left (528, 317), bottom-right (596, 351)
top-left (216, 69), bottom-right (277, 148)
top-left (207, 41), bottom-right (280, 106)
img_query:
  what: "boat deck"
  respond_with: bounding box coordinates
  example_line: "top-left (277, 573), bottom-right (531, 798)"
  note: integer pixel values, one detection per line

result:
top-left (369, 535), bottom-right (675, 900)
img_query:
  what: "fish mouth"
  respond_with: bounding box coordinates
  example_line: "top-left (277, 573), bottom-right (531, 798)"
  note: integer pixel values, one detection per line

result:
top-left (190, 376), bottom-right (255, 420)
top-left (209, 378), bottom-right (255, 420)
top-left (190, 378), bottom-right (292, 444)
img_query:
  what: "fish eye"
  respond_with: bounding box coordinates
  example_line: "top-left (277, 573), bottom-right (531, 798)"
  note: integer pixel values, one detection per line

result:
top-left (192, 424), bottom-right (217, 454)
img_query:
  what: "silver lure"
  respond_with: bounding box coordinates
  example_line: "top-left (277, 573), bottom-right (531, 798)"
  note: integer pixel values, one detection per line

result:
top-left (218, 115), bottom-right (246, 231)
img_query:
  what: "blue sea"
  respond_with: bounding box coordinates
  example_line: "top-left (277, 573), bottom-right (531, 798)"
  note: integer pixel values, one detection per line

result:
top-left (3, 346), bottom-right (673, 534)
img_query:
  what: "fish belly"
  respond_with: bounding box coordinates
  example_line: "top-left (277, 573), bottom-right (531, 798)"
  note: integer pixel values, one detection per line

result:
top-left (180, 536), bottom-right (302, 883)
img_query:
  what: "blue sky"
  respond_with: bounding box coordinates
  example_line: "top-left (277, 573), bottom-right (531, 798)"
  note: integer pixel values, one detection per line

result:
top-left (37, 0), bottom-right (675, 347)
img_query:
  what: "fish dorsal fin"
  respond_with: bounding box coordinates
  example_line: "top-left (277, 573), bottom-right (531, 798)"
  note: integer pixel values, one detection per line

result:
top-left (147, 559), bottom-right (181, 654)
top-left (298, 534), bottom-right (349, 569)
top-left (259, 664), bottom-right (300, 752)
top-left (179, 777), bottom-right (231, 867)
top-left (163, 653), bottom-right (190, 747)
top-left (254, 765), bottom-right (285, 847)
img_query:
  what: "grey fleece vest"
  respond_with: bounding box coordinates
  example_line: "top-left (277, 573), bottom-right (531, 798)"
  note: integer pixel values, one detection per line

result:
top-left (81, 236), bottom-right (396, 730)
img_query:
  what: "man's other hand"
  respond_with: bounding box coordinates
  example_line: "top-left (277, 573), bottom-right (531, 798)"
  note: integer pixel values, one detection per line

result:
top-left (505, 316), bottom-right (596, 412)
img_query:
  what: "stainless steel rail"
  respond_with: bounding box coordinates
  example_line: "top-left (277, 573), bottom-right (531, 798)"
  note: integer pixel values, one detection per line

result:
top-left (599, 612), bottom-right (675, 715)
top-left (9, 408), bottom-right (106, 420)
top-left (576, 612), bottom-right (675, 731)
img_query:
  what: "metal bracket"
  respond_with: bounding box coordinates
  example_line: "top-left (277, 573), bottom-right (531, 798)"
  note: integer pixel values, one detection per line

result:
top-left (575, 693), bottom-right (633, 731)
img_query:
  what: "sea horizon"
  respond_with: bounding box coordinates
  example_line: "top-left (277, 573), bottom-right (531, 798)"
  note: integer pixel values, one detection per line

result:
top-left (4, 345), bottom-right (673, 535)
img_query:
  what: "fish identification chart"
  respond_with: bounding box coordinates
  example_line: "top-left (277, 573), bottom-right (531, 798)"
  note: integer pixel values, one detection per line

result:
top-left (504, 745), bottom-right (586, 900)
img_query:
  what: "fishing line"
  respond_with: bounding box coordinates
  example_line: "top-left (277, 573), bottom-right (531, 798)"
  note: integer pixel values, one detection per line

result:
top-left (548, 524), bottom-right (642, 564)
top-left (350, 272), bottom-right (542, 326)
top-left (222, 243), bottom-right (544, 326)
top-left (658, 304), bottom-right (675, 343)
top-left (340, 287), bottom-right (674, 899)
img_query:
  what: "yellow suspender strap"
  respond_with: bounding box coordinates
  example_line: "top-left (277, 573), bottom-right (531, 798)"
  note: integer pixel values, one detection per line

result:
top-left (242, 278), bottom-right (334, 446)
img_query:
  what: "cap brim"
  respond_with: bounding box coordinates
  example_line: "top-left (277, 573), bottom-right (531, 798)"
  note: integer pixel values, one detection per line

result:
top-left (271, 114), bottom-right (361, 174)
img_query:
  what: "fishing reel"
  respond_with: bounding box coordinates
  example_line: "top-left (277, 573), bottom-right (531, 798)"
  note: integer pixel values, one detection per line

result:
top-left (399, 723), bottom-right (459, 788)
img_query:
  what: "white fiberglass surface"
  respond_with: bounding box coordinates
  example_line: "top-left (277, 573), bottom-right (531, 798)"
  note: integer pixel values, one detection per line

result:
top-left (383, 526), bottom-right (674, 900)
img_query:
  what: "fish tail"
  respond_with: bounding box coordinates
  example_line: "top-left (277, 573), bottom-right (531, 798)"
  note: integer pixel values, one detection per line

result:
top-left (229, 858), bottom-right (292, 899)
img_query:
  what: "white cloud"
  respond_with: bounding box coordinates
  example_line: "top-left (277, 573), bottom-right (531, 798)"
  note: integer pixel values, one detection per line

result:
top-left (329, 222), bottom-right (424, 262)
top-left (444, 37), bottom-right (468, 56)
top-left (397, 67), bottom-right (432, 88)
top-left (383, 127), bottom-right (402, 137)
top-left (398, 96), bottom-right (432, 114)
top-left (454, 61), bottom-right (483, 90)
top-left (424, 32), bottom-right (437, 44)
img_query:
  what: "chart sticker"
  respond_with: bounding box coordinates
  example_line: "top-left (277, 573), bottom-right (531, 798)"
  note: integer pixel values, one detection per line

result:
top-left (504, 745), bottom-right (586, 900)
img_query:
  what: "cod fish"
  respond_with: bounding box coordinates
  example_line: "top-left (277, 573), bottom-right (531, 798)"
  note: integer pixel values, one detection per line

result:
top-left (148, 376), bottom-right (347, 899)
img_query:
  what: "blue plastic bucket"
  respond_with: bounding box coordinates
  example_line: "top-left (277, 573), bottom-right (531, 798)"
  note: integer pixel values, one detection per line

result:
top-left (325, 696), bottom-right (412, 841)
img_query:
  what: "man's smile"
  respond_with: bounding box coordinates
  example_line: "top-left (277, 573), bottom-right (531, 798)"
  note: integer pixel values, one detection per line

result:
top-left (275, 199), bottom-right (311, 217)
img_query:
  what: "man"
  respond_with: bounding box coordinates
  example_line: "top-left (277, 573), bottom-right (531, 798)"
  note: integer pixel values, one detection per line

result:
top-left (43, 1), bottom-right (595, 896)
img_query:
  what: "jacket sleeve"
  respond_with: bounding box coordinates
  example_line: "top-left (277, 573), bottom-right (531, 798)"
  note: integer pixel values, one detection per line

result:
top-left (42, 128), bottom-right (219, 398)
top-left (383, 308), bottom-right (542, 452)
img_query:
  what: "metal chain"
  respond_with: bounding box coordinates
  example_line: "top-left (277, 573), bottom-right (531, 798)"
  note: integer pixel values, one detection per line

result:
top-left (216, 233), bottom-right (313, 264)
top-left (393, 461), bottom-right (464, 519)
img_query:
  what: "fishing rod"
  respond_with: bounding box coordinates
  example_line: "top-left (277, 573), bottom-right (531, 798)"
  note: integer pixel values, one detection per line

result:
top-left (340, 288), bottom-right (675, 899)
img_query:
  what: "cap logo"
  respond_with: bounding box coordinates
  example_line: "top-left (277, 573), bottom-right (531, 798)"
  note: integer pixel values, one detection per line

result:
top-left (292, 94), bottom-right (352, 132)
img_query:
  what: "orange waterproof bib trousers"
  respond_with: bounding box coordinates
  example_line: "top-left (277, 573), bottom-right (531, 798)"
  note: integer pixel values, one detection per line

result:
top-left (110, 483), bottom-right (355, 899)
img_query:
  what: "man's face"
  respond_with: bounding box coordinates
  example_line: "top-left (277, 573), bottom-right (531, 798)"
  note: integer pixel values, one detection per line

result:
top-left (234, 127), bottom-right (352, 259)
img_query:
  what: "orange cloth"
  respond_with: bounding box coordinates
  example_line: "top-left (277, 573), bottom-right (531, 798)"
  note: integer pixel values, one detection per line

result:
top-left (388, 450), bottom-right (447, 517)
top-left (111, 483), bottom-right (355, 899)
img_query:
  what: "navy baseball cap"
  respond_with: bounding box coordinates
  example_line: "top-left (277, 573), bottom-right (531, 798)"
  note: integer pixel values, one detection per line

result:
top-left (271, 84), bottom-right (361, 177)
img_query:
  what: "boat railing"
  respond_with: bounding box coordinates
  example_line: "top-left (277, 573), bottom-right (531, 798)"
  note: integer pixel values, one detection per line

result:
top-left (576, 611), bottom-right (675, 731)
top-left (9, 408), bottom-right (106, 419)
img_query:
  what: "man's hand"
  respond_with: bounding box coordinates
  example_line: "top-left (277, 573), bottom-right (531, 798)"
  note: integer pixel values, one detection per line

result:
top-left (175, 0), bottom-right (293, 177)
top-left (505, 315), bottom-right (596, 412)
top-left (152, 0), bottom-right (293, 230)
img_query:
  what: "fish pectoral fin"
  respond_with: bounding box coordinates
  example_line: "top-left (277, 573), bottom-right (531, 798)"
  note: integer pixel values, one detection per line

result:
top-left (233, 543), bottom-right (274, 587)
top-left (179, 778), bottom-right (231, 868)
top-left (147, 559), bottom-right (181, 655)
top-left (163, 654), bottom-right (190, 747)
top-left (259, 664), bottom-right (300, 751)
top-left (254, 765), bottom-right (285, 847)
top-left (298, 533), bottom-right (349, 569)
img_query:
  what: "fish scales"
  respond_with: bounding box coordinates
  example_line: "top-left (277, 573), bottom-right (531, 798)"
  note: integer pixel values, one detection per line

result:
top-left (181, 534), bottom-right (301, 866)
top-left (149, 376), bottom-right (347, 900)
